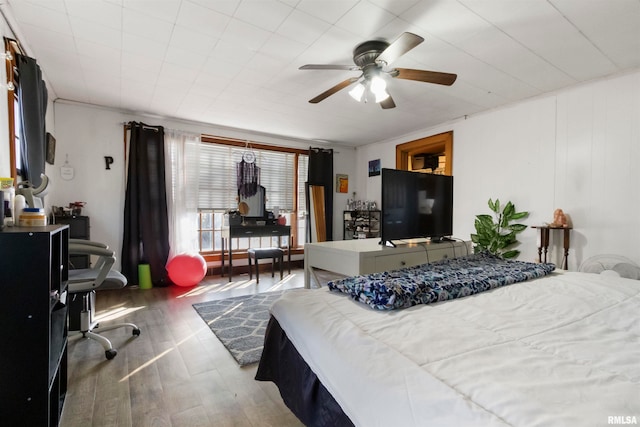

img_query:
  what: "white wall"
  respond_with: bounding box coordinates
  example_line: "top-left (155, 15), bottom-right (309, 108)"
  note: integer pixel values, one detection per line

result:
top-left (48, 104), bottom-right (126, 258)
top-left (49, 101), bottom-right (357, 268)
top-left (333, 146), bottom-right (359, 239)
top-left (357, 70), bottom-right (640, 270)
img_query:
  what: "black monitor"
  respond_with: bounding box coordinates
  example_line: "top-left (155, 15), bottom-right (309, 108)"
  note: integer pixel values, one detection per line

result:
top-left (381, 168), bottom-right (453, 245)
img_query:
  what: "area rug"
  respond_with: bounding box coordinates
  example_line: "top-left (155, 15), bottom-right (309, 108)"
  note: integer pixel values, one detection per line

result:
top-left (192, 290), bottom-right (285, 366)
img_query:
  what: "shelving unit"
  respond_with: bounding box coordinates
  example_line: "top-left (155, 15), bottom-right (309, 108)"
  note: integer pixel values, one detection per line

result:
top-left (0, 225), bottom-right (69, 426)
top-left (54, 215), bottom-right (90, 331)
top-left (54, 215), bottom-right (90, 268)
top-left (343, 210), bottom-right (381, 240)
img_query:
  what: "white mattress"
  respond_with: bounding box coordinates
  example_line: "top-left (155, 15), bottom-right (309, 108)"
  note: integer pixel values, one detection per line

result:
top-left (270, 271), bottom-right (640, 427)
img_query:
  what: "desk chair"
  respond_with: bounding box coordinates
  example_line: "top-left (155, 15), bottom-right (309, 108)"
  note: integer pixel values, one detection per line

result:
top-left (67, 239), bottom-right (141, 359)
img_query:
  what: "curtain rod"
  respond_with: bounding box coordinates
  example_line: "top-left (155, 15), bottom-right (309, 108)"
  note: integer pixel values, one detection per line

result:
top-left (122, 124), bottom-right (336, 153)
top-left (124, 121), bottom-right (162, 132)
top-left (122, 122), bottom-right (202, 136)
top-left (310, 147), bottom-right (334, 153)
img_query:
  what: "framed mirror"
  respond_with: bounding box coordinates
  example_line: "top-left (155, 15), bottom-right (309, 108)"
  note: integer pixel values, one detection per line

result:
top-left (238, 185), bottom-right (265, 219)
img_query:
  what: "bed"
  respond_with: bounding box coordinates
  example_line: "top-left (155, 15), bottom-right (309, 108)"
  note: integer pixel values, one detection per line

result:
top-left (256, 254), bottom-right (640, 427)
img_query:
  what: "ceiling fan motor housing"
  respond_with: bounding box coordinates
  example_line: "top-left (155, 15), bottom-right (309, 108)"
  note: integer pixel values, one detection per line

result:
top-left (353, 40), bottom-right (390, 67)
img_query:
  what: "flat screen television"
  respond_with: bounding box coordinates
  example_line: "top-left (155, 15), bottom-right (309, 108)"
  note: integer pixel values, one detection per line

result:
top-left (381, 168), bottom-right (453, 246)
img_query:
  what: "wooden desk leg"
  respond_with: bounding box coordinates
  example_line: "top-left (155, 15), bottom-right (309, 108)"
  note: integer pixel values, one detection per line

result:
top-left (562, 228), bottom-right (570, 270)
top-left (542, 228), bottom-right (550, 263)
top-left (287, 234), bottom-right (291, 275)
top-left (221, 238), bottom-right (226, 277)
top-left (537, 229), bottom-right (543, 263)
top-left (228, 239), bottom-right (233, 282)
top-left (304, 248), bottom-right (310, 289)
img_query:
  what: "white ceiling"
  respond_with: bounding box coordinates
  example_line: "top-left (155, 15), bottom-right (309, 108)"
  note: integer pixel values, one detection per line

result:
top-left (2, 0), bottom-right (639, 147)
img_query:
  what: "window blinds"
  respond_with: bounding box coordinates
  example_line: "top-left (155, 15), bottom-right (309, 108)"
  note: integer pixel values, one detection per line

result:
top-left (197, 142), bottom-right (300, 212)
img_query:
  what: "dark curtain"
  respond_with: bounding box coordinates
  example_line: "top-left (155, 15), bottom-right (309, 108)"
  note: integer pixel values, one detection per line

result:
top-left (16, 54), bottom-right (48, 188)
top-left (307, 147), bottom-right (333, 241)
top-left (121, 122), bottom-right (170, 286)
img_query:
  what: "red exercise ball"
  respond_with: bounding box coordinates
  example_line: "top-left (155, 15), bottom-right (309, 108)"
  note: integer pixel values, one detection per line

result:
top-left (167, 253), bottom-right (207, 287)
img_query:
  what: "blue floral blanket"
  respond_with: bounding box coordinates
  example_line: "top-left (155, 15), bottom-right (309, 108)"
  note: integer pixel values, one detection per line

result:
top-left (327, 252), bottom-right (556, 310)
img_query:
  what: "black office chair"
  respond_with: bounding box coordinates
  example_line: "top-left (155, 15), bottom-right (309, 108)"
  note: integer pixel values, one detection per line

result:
top-left (67, 239), bottom-right (140, 359)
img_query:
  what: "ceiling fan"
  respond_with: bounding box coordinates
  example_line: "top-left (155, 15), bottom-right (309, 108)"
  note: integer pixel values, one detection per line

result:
top-left (300, 32), bottom-right (457, 109)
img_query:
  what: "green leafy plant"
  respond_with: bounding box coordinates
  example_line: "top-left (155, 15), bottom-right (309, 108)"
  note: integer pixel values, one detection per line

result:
top-left (471, 198), bottom-right (528, 259)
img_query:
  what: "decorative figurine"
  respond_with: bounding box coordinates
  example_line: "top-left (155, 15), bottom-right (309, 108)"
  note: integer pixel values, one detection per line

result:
top-left (551, 208), bottom-right (568, 227)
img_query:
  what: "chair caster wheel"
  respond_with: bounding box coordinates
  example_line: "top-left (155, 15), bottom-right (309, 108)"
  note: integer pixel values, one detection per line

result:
top-left (132, 328), bottom-right (141, 336)
top-left (105, 349), bottom-right (118, 360)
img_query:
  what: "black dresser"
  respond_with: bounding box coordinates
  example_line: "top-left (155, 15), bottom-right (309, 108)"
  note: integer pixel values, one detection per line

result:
top-left (54, 215), bottom-right (90, 268)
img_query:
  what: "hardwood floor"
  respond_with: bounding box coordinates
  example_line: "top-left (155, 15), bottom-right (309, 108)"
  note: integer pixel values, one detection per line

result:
top-left (61, 267), bottom-right (306, 427)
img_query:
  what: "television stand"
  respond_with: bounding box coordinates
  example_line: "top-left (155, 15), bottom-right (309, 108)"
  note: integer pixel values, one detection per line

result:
top-left (429, 236), bottom-right (455, 243)
top-left (304, 238), bottom-right (470, 288)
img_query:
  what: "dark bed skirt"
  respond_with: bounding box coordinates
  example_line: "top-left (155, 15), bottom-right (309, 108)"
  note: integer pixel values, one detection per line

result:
top-left (255, 316), bottom-right (354, 427)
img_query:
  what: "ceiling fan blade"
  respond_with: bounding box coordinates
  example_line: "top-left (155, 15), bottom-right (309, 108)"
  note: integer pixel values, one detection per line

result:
top-left (394, 68), bottom-right (457, 86)
top-left (300, 64), bottom-right (361, 71)
top-left (308, 77), bottom-right (360, 104)
top-left (380, 95), bottom-right (396, 109)
top-left (376, 32), bottom-right (424, 66)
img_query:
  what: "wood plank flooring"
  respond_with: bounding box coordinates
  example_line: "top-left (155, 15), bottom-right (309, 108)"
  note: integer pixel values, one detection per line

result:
top-left (61, 267), bottom-right (306, 427)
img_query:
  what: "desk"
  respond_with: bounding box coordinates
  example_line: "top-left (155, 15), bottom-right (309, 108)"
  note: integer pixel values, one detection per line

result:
top-left (221, 224), bottom-right (291, 281)
top-left (532, 225), bottom-right (572, 269)
top-left (304, 238), bottom-right (470, 288)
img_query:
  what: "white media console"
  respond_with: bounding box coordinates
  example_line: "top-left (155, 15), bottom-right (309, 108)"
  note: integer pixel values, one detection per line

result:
top-left (304, 238), bottom-right (471, 288)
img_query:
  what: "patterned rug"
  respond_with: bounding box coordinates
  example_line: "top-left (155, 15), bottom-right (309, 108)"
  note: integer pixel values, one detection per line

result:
top-left (192, 290), bottom-right (285, 366)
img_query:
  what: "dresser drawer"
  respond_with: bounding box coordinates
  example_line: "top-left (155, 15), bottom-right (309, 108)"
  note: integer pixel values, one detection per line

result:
top-left (425, 247), bottom-right (456, 263)
top-left (374, 251), bottom-right (427, 272)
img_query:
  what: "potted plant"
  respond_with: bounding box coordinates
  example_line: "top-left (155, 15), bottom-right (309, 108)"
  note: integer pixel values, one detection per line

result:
top-left (471, 198), bottom-right (528, 259)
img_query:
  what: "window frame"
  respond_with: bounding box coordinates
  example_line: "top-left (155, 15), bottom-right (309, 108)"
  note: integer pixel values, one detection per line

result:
top-left (4, 37), bottom-right (21, 182)
top-left (198, 135), bottom-right (308, 259)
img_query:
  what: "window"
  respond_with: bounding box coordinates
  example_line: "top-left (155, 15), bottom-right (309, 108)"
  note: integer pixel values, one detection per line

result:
top-left (13, 97), bottom-right (22, 176)
top-left (196, 136), bottom-right (308, 255)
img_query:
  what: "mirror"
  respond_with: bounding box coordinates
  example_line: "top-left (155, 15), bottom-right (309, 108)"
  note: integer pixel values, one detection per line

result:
top-left (238, 185), bottom-right (265, 219)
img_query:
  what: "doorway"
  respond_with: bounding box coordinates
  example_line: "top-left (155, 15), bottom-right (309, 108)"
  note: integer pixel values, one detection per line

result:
top-left (395, 131), bottom-right (453, 175)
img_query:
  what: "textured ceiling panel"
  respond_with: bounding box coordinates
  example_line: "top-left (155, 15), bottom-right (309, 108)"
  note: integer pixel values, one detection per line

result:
top-left (2, 0), bottom-right (638, 146)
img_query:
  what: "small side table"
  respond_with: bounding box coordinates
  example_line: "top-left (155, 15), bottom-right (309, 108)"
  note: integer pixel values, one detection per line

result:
top-left (532, 225), bottom-right (572, 269)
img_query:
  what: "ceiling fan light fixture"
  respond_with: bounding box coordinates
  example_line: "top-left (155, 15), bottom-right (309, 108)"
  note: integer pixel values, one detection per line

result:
top-left (370, 76), bottom-right (389, 103)
top-left (349, 82), bottom-right (365, 102)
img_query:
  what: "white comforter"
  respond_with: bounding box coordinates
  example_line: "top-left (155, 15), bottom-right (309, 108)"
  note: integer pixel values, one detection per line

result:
top-left (270, 271), bottom-right (640, 427)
